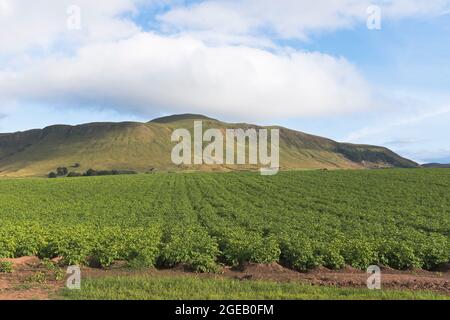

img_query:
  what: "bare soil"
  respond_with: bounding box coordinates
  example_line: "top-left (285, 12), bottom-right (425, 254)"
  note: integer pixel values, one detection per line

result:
top-left (0, 257), bottom-right (448, 300)
top-left (0, 257), bottom-right (61, 300)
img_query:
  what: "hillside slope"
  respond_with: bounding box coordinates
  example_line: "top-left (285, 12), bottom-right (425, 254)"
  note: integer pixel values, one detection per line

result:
top-left (421, 163), bottom-right (450, 168)
top-left (0, 114), bottom-right (417, 177)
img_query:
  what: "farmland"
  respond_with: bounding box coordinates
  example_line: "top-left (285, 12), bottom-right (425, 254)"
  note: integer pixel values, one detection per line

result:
top-left (0, 169), bottom-right (449, 276)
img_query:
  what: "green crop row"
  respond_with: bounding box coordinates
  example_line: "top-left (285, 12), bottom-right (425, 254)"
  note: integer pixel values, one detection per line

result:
top-left (0, 223), bottom-right (448, 272)
top-left (0, 169), bottom-right (449, 272)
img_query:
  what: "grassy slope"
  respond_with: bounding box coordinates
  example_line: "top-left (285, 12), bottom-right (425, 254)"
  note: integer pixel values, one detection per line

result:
top-left (0, 122), bottom-right (175, 176)
top-left (61, 275), bottom-right (449, 300)
top-left (0, 114), bottom-right (417, 177)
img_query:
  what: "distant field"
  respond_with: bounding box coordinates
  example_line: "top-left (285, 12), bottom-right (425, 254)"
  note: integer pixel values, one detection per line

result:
top-left (0, 169), bottom-right (449, 273)
top-left (61, 275), bottom-right (449, 300)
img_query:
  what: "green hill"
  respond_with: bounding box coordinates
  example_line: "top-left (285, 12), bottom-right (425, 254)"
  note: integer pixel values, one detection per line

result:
top-left (421, 163), bottom-right (450, 168)
top-left (0, 114), bottom-right (417, 177)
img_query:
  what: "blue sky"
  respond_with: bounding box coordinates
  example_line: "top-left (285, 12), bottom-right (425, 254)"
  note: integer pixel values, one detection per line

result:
top-left (0, 0), bottom-right (450, 163)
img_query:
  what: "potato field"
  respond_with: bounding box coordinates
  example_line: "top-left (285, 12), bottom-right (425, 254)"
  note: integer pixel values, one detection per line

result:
top-left (0, 169), bottom-right (449, 272)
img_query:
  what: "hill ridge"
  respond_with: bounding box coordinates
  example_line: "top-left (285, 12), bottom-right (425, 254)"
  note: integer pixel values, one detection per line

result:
top-left (0, 114), bottom-right (418, 177)
top-left (150, 113), bottom-right (218, 123)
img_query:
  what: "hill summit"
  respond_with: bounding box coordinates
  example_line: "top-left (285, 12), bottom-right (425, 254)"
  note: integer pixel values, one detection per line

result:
top-left (150, 114), bottom-right (218, 123)
top-left (0, 114), bottom-right (417, 177)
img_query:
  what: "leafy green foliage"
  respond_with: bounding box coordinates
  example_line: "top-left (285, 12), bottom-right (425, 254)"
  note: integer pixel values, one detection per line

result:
top-left (217, 228), bottom-right (280, 266)
top-left (48, 172), bottom-right (57, 178)
top-left (280, 236), bottom-right (321, 271)
top-left (57, 167), bottom-right (68, 176)
top-left (341, 238), bottom-right (378, 270)
top-left (0, 261), bottom-right (13, 273)
top-left (40, 259), bottom-right (65, 280)
top-left (159, 225), bottom-right (219, 272)
top-left (0, 169), bottom-right (449, 272)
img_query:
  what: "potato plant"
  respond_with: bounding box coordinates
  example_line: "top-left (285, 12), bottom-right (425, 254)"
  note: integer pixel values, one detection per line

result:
top-left (0, 169), bottom-right (448, 272)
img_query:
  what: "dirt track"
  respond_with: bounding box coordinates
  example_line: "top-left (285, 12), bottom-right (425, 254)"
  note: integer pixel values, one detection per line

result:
top-left (0, 257), bottom-right (449, 300)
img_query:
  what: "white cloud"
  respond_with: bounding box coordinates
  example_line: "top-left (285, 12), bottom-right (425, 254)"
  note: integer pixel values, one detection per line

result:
top-left (0, 33), bottom-right (372, 119)
top-left (0, 0), bottom-right (141, 54)
top-left (2, 0), bottom-right (448, 56)
top-left (1, 0), bottom-right (448, 121)
top-left (158, 0), bottom-right (450, 44)
top-left (158, 0), bottom-right (365, 42)
top-left (382, 0), bottom-right (450, 18)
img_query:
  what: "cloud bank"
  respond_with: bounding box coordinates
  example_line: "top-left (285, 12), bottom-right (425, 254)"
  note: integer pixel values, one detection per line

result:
top-left (0, 33), bottom-right (372, 119)
top-left (158, 0), bottom-right (450, 42)
top-left (0, 0), bottom-right (449, 120)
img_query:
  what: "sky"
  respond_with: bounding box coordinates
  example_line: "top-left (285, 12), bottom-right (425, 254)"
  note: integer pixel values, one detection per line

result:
top-left (0, 0), bottom-right (449, 163)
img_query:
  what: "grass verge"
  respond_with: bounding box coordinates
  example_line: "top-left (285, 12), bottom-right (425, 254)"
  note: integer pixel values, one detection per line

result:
top-left (60, 275), bottom-right (449, 300)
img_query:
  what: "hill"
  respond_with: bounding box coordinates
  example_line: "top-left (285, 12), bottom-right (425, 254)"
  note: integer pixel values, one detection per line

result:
top-left (421, 163), bottom-right (450, 168)
top-left (0, 114), bottom-right (417, 177)
top-left (151, 114), bottom-right (218, 123)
